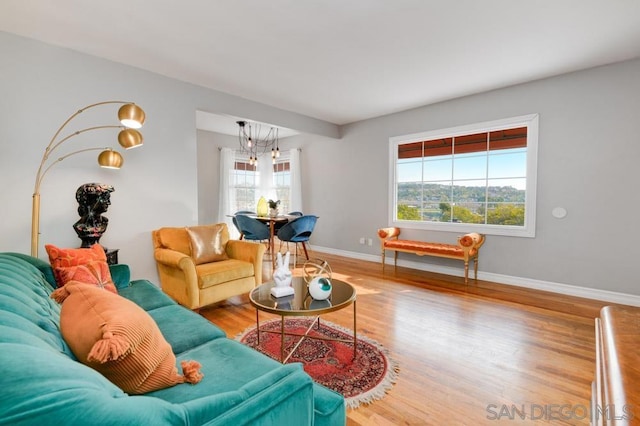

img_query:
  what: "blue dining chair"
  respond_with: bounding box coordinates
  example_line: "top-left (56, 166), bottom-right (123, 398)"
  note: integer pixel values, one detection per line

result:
top-left (232, 210), bottom-right (255, 240)
top-left (235, 214), bottom-right (270, 245)
top-left (276, 215), bottom-right (318, 265)
top-left (274, 211), bottom-right (302, 233)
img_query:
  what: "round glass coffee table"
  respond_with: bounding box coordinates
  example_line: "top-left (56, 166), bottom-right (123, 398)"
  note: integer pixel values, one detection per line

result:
top-left (249, 276), bottom-right (357, 363)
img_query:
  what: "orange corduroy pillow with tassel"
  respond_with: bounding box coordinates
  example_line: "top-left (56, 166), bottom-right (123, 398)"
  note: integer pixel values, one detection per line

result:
top-left (51, 281), bottom-right (203, 394)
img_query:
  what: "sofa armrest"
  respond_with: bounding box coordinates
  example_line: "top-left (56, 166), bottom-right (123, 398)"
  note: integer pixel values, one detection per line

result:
top-left (226, 240), bottom-right (266, 285)
top-left (109, 264), bottom-right (131, 290)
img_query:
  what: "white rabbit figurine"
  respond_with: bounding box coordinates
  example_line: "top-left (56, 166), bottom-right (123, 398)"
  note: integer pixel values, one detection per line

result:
top-left (270, 252), bottom-right (294, 297)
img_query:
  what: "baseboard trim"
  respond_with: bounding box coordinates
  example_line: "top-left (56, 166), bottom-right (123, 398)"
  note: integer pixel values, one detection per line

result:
top-left (311, 245), bottom-right (640, 307)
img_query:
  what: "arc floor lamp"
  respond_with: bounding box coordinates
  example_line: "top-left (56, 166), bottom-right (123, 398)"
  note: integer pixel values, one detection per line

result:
top-left (31, 101), bottom-right (146, 257)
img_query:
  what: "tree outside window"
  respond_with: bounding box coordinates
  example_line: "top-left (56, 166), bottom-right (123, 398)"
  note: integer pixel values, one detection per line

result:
top-left (391, 114), bottom-right (538, 237)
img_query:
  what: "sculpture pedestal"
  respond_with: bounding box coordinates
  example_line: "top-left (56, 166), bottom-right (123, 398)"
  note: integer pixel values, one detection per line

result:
top-left (270, 286), bottom-right (294, 298)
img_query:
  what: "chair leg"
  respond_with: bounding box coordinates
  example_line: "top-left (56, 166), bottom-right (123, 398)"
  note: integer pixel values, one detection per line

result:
top-left (301, 242), bottom-right (310, 260)
top-left (293, 243), bottom-right (298, 268)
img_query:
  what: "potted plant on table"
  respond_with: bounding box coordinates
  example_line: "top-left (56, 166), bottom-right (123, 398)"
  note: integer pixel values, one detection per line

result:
top-left (268, 199), bottom-right (280, 217)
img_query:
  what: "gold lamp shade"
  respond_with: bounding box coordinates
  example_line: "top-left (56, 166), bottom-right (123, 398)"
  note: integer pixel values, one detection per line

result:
top-left (118, 103), bottom-right (146, 129)
top-left (118, 128), bottom-right (144, 149)
top-left (98, 150), bottom-right (124, 169)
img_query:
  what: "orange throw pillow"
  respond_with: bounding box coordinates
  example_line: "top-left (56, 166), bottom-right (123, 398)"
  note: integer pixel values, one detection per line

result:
top-left (56, 260), bottom-right (117, 294)
top-left (51, 281), bottom-right (203, 394)
top-left (45, 243), bottom-right (116, 293)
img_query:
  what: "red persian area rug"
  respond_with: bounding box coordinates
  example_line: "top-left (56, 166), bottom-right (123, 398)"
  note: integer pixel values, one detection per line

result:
top-left (236, 318), bottom-right (399, 409)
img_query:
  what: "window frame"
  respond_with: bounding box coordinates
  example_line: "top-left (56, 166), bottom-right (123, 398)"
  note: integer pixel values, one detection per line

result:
top-left (231, 159), bottom-right (259, 213)
top-left (272, 160), bottom-right (291, 213)
top-left (231, 154), bottom-right (292, 213)
top-left (388, 114), bottom-right (539, 238)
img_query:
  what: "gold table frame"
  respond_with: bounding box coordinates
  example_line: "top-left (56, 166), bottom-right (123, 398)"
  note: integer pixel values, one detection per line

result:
top-left (249, 278), bottom-right (357, 363)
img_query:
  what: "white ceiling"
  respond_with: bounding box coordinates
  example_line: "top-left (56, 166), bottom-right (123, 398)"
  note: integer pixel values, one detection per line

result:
top-left (194, 111), bottom-right (300, 138)
top-left (2, 0), bottom-right (640, 132)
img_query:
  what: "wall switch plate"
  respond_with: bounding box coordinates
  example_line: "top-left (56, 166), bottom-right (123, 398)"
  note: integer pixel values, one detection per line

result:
top-left (367, 238), bottom-right (373, 246)
top-left (359, 237), bottom-right (365, 244)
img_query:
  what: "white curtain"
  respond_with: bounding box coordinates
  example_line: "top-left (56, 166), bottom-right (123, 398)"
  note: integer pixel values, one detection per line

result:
top-left (289, 148), bottom-right (303, 213)
top-left (217, 148), bottom-right (236, 234)
top-left (258, 152), bottom-right (277, 202)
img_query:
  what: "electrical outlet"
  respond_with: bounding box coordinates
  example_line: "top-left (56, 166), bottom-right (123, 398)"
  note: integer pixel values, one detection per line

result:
top-left (359, 237), bottom-right (365, 244)
top-left (367, 238), bottom-right (373, 246)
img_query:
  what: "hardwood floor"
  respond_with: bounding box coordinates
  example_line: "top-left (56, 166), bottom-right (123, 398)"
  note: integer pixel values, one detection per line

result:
top-left (199, 253), bottom-right (625, 425)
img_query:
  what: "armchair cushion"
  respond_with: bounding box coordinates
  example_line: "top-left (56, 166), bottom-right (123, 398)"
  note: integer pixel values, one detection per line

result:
top-left (196, 259), bottom-right (256, 289)
top-left (186, 224), bottom-right (229, 264)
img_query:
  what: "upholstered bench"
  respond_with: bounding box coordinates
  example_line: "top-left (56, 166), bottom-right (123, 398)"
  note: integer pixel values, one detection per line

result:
top-left (377, 227), bottom-right (485, 283)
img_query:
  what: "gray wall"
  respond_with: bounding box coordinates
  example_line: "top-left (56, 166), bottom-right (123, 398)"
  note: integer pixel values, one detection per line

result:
top-left (286, 59), bottom-right (640, 296)
top-left (195, 57), bottom-right (640, 300)
top-left (2, 30), bottom-right (640, 299)
top-left (0, 32), bottom-right (334, 282)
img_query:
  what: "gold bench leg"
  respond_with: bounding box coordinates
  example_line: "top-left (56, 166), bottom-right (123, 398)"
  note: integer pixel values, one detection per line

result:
top-left (464, 260), bottom-right (469, 284)
top-left (474, 256), bottom-right (479, 281)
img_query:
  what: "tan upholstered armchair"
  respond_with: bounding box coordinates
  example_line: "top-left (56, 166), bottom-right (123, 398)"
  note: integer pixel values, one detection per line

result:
top-left (152, 223), bottom-right (265, 310)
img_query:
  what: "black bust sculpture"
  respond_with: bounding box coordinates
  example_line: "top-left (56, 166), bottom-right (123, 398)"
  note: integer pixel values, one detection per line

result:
top-left (73, 183), bottom-right (114, 247)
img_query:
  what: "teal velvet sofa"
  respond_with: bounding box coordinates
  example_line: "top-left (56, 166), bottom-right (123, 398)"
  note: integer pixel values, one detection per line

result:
top-left (0, 253), bottom-right (345, 425)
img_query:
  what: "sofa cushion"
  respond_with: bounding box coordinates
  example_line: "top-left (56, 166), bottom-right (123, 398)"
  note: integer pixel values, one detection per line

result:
top-left (0, 310), bottom-right (72, 357)
top-left (0, 254), bottom-right (74, 358)
top-left (147, 305), bottom-right (226, 354)
top-left (151, 337), bottom-right (345, 426)
top-left (55, 281), bottom-right (202, 394)
top-left (45, 243), bottom-right (116, 292)
top-left (118, 279), bottom-right (176, 311)
top-left (2, 252), bottom-right (58, 288)
top-left (196, 259), bottom-right (255, 289)
top-left (186, 224), bottom-right (229, 264)
top-left (148, 337), bottom-right (310, 402)
top-left (0, 343), bottom-right (187, 425)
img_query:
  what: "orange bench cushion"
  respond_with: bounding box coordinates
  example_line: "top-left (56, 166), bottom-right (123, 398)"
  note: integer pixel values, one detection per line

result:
top-left (384, 240), bottom-right (476, 258)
